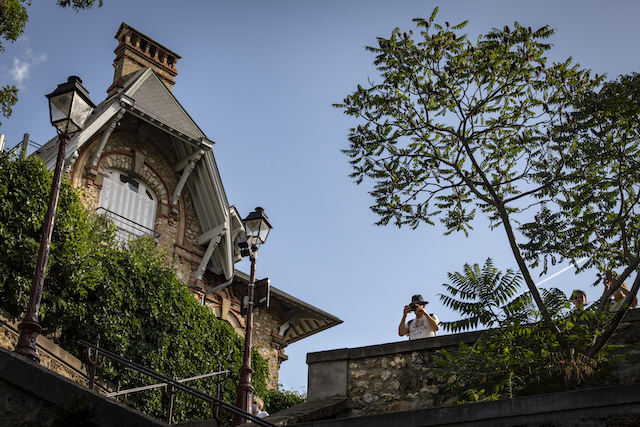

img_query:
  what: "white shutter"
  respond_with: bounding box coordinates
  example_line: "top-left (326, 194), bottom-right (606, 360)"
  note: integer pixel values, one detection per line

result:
top-left (98, 171), bottom-right (157, 242)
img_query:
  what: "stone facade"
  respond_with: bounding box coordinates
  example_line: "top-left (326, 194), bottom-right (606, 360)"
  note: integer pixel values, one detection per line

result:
top-left (75, 115), bottom-right (205, 284)
top-left (307, 309), bottom-right (640, 418)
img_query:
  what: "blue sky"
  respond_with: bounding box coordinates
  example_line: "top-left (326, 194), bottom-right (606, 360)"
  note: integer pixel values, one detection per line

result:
top-left (1, 1), bottom-right (639, 393)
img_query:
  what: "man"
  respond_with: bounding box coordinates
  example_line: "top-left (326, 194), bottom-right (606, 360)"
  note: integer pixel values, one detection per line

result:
top-left (571, 290), bottom-right (587, 309)
top-left (398, 294), bottom-right (439, 340)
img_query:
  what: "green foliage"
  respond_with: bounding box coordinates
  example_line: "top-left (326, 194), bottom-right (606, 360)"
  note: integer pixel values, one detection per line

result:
top-left (435, 260), bottom-right (621, 404)
top-left (0, 154), bottom-right (270, 424)
top-left (521, 72), bottom-right (640, 275)
top-left (0, 85), bottom-right (18, 126)
top-left (0, 153), bottom-right (102, 321)
top-left (0, 0), bottom-right (28, 52)
top-left (263, 385), bottom-right (306, 414)
top-left (56, 0), bottom-right (103, 10)
top-left (336, 8), bottom-right (599, 233)
top-left (57, 237), bottom-right (269, 423)
top-left (439, 259), bottom-right (530, 331)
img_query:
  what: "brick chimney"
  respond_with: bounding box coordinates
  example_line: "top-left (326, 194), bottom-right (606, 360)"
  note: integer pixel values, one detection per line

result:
top-left (107, 23), bottom-right (181, 97)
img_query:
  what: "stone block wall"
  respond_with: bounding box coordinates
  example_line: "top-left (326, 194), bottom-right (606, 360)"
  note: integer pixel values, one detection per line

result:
top-left (253, 309), bottom-right (286, 390)
top-left (307, 309), bottom-right (640, 418)
top-left (0, 309), bottom-right (113, 394)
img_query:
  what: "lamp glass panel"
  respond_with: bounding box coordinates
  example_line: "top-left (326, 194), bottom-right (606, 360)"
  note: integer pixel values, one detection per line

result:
top-left (258, 225), bottom-right (270, 243)
top-left (49, 92), bottom-right (73, 124)
top-left (69, 94), bottom-right (93, 130)
top-left (245, 218), bottom-right (270, 244)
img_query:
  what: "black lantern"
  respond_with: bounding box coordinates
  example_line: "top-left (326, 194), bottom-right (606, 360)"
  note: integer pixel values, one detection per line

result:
top-left (243, 207), bottom-right (272, 246)
top-left (46, 76), bottom-right (96, 135)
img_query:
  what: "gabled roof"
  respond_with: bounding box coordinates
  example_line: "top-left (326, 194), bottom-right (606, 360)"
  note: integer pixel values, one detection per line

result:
top-left (35, 69), bottom-right (238, 279)
top-left (123, 69), bottom-right (207, 143)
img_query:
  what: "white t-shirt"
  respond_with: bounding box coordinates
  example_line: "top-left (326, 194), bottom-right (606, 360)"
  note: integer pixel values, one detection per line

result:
top-left (407, 314), bottom-right (439, 339)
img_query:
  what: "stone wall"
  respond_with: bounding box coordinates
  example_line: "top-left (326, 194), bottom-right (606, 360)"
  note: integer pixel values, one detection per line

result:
top-left (0, 308), bottom-right (113, 394)
top-left (253, 309), bottom-right (286, 390)
top-left (307, 309), bottom-right (640, 418)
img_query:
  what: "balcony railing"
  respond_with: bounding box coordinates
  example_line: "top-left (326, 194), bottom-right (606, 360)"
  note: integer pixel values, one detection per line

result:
top-left (96, 207), bottom-right (160, 245)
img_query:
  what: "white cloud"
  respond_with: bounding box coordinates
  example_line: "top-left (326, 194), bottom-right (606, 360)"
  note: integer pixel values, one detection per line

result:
top-left (8, 48), bottom-right (47, 88)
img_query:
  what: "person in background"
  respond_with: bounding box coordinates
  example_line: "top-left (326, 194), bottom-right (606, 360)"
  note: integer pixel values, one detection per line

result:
top-left (571, 289), bottom-right (587, 309)
top-left (252, 395), bottom-right (269, 419)
top-left (602, 273), bottom-right (638, 312)
top-left (399, 294), bottom-right (439, 340)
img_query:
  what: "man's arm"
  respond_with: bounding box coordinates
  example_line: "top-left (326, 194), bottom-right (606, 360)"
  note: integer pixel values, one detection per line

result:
top-left (415, 306), bottom-right (439, 332)
top-left (425, 313), bottom-right (439, 332)
top-left (398, 305), bottom-right (411, 336)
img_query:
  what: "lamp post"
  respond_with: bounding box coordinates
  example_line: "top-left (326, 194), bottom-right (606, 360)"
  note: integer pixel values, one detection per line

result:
top-left (14, 76), bottom-right (95, 362)
top-left (233, 207), bottom-right (272, 425)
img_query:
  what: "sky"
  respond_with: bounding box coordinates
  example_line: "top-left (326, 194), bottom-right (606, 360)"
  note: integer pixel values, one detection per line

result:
top-left (1, 0), bottom-right (640, 394)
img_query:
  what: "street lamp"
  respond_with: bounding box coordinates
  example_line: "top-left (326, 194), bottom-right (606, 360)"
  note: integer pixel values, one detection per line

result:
top-left (234, 207), bottom-right (272, 425)
top-left (14, 76), bottom-right (95, 362)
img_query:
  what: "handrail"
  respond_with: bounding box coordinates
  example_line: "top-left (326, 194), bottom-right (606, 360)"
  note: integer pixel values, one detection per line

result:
top-left (78, 339), bottom-right (277, 427)
top-left (105, 370), bottom-right (229, 398)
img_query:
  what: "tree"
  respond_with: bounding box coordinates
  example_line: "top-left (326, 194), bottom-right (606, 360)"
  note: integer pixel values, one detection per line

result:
top-left (0, 0), bottom-right (102, 125)
top-left (439, 258), bottom-right (531, 332)
top-left (263, 385), bottom-right (306, 414)
top-left (335, 8), bottom-right (639, 354)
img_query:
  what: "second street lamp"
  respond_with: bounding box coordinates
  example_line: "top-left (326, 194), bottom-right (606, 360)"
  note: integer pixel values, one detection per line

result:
top-left (234, 207), bottom-right (272, 425)
top-left (14, 76), bottom-right (95, 362)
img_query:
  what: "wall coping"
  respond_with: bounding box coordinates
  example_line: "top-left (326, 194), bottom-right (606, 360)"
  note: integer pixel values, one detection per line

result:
top-left (0, 345), bottom-right (168, 426)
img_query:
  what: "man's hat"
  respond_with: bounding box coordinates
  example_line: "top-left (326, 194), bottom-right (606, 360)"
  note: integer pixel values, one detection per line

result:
top-left (411, 295), bottom-right (428, 305)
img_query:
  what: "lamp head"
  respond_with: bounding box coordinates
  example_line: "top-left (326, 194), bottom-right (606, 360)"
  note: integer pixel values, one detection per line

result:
top-left (46, 76), bottom-right (96, 135)
top-left (243, 207), bottom-right (272, 246)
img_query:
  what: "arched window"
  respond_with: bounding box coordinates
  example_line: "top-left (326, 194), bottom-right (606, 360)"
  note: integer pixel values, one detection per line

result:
top-left (98, 169), bottom-right (157, 242)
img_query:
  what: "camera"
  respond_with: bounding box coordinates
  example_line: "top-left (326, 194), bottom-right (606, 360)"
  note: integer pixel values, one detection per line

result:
top-left (409, 303), bottom-right (418, 311)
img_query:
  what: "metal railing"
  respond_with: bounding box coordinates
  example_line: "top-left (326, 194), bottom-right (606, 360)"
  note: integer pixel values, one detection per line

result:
top-left (78, 339), bottom-right (278, 427)
top-left (96, 207), bottom-right (160, 245)
top-left (1, 133), bottom-right (41, 159)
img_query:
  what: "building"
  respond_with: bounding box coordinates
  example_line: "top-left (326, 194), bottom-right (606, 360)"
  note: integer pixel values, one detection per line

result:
top-left (33, 22), bottom-right (342, 388)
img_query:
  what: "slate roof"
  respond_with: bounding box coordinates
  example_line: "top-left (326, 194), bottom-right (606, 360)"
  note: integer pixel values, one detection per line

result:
top-left (124, 69), bottom-right (206, 143)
